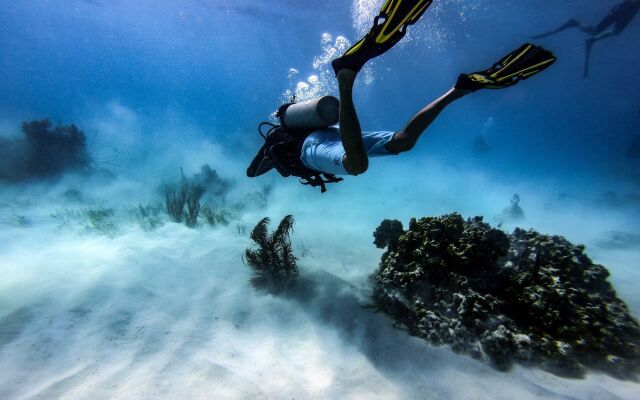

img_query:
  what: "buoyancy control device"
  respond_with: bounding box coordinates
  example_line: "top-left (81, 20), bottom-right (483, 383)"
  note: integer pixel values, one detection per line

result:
top-left (247, 96), bottom-right (343, 193)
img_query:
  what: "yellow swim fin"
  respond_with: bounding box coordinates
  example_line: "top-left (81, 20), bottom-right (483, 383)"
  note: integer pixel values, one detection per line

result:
top-left (456, 43), bottom-right (557, 91)
top-left (332, 0), bottom-right (433, 75)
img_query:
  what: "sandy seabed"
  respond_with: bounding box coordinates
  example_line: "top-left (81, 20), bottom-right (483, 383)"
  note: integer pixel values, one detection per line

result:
top-left (1, 176), bottom-right (639, 400)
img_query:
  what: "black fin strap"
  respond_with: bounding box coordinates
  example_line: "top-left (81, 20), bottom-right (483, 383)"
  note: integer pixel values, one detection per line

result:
top-left (258, 122), bottom-right (279, 139)
top-left (299, 175), bottom-right (327, 193)
top-left (299, 173), bottom-right (344, 193)
top-left (322, 174), bottom-right (344, 184)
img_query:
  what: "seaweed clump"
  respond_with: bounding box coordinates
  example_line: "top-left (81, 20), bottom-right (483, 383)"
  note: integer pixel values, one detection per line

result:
top-left (201, 204), bottom-right (233, 226)
top-left (165, 182), bottom-right (188, 223)
top-left (82, 208), bottom-right (117, 237)
top-left (244, 215), bottom-right (298, 293)
top-left (184, 183), bottom-right (205, 228)
top-left (164, 179), bottom-right (204, 227)
top-left (163, 165), bottom-right (231, 228)
top-left (372, 213), bottom-right (640, 380)
top-left (135, 204), bottom-right (164, 232)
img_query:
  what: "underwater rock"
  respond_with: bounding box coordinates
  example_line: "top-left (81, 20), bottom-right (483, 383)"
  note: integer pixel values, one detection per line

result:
top-left (372, 213), bottom-right (640, 380)
top-left (0, 119), bottom-right (90, 182)
top-left (0, 136), bottom-right (28, 181)
top-left (244, 215), bottom-right (298, 293)
top-left (373, 219), bottom-right (404, 253)
top-left (191, 164), bottom-right (232, 199)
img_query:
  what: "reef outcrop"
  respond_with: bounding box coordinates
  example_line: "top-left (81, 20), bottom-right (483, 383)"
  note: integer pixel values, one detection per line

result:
top-left (0, 119), bottom-right (90, 182)
top-left (372, 213), bottom-right (640, 379)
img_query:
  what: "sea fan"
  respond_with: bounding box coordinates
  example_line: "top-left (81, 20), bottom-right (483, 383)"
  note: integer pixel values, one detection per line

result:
top-left (185, 183), bottom-right (205, 228)
top-left (244, 215), bottom-right (298, 293)
top-left (165, 182), bottom-right (188, 223)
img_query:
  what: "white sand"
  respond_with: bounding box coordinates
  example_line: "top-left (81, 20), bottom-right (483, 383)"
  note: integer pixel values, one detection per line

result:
top-left (1, 169), bottom-right (638, 400)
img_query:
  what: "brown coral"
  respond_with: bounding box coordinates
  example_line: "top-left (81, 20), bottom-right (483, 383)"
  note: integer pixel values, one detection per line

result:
top-left (373, 213), bottom-right (640, 380)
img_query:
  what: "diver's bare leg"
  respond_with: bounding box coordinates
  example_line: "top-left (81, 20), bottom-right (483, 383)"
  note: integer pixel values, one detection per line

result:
top-left (584, 30), bottom-right (617, 77)
top-left (337, 69), bottom-right (368, 175)
top-left (532, 19), bottom-right (592, 38)
top-left (385, 87), bottom-right (469, 154)
top-left (576, 24), bottom-right (598, 35)
top-left (591, 30), bottom-right (618, 41)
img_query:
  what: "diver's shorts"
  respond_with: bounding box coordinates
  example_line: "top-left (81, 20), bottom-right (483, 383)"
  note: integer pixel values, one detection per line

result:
top-left (300, 127), bottom-right (396, 175)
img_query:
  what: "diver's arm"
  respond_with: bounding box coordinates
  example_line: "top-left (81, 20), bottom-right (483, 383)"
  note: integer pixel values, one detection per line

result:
top-left (385, 87), bottom-right (469, 154)
top-left (337, 69), bottom-right (368, 175)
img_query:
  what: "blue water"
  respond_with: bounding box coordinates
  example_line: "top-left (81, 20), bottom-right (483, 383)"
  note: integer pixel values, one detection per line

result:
top-left (2, 0), bottom-right (639, 183)
top-left (1, 1), bottom-right (639, 398)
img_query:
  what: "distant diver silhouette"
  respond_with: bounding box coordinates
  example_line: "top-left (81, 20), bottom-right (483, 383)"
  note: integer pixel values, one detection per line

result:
top-left (532, 0), bottom-right (640, 77)
top-left (626, 135), bottom-right (640, 158)
top-left (248, 0), bottom-right (556, 192)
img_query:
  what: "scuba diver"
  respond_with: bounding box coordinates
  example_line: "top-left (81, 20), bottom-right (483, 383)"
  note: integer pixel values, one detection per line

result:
top-left (248, 0), bottom-right (557, 192)
top-left (532, 0), bottom-right (640, 77)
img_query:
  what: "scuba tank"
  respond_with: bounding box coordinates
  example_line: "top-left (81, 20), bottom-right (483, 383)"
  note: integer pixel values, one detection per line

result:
top-left (278, 96), bottom-right (339, 130)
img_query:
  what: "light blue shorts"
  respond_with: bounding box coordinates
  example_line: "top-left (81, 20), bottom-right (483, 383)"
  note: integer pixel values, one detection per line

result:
top-left (300, 127), bottom-right (396, 175)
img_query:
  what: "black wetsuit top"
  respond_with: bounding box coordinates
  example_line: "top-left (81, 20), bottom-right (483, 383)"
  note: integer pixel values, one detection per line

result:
top-left (596, 0), bottom-right (640, 34)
